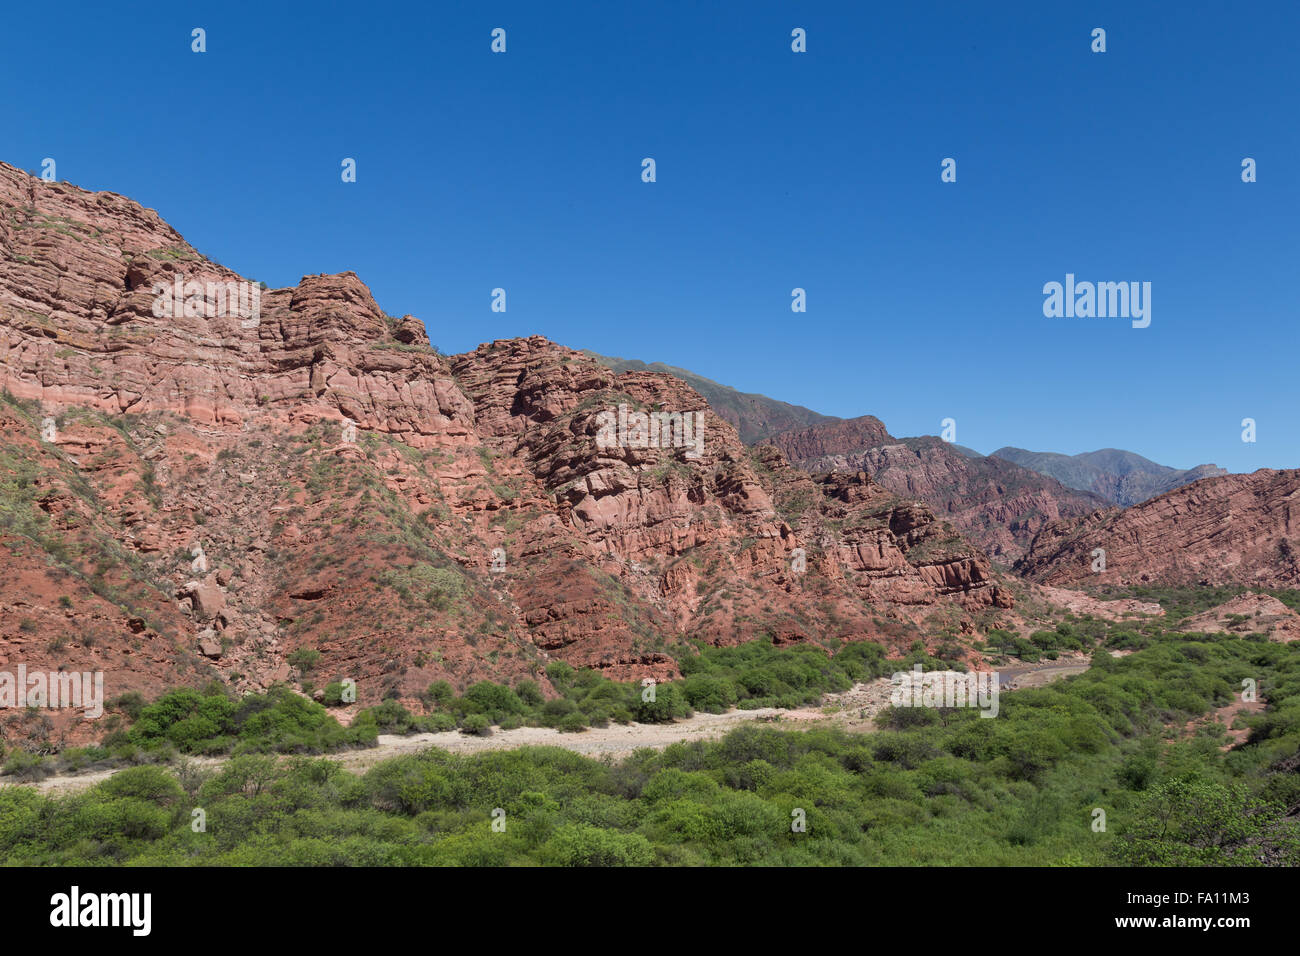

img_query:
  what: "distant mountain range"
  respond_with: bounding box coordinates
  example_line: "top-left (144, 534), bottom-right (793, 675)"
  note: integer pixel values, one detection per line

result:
top-left (989, 447), bottom-right (1228, 507)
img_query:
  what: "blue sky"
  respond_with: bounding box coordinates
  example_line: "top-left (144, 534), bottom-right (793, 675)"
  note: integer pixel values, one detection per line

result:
top-left (4, 0), bottom-right (1296, 472)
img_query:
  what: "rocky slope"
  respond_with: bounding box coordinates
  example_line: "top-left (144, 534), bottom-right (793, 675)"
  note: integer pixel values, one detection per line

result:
top-left (766, 423), bottom-right (1108, 563)
top-left (761, 415), bottom-right (890, 462)
top-left (1179, 593), bottom-right (1300, 642)
top-left (0, 161), bottom-right (1031, 743)
top-left (991, 446), bottom-right (1228, 507)
top-left (1015, 470), bottom-right (1300, 588)
top-left (582, 351), bottom-right (838, 444)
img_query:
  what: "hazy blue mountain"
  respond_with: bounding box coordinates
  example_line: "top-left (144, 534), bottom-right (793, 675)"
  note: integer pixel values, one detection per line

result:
top-left (990, 447), bottom-right (1228, 507)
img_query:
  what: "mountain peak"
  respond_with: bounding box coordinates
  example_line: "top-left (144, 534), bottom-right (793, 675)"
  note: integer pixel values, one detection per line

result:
top-left (990, 447), bottom-right (1228, 506)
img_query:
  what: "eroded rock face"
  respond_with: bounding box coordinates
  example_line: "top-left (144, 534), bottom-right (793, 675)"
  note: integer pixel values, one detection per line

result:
top-left (451, 345), bottom-right (1014, 652)
top-left (0, 164), bottom-right (475, 444)
top-left (767, 425), bottom-right (1109, 562)
top-left (1029, 585), bottom-right (1163, 621)
top-left (765, 416), bottom-right (891, 462)
top-left (1015, 470), bottom-right (1300, 589)
top-left (804, 470), bottom-right (1000, 606)
top-left (1180, 593), bottom-right (1300, 642)
top-left (0, 161), bottom-right (1028, 741)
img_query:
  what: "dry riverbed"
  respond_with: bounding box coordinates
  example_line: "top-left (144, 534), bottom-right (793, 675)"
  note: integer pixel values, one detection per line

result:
top-left (6, 658), bottom-right (1089, 796)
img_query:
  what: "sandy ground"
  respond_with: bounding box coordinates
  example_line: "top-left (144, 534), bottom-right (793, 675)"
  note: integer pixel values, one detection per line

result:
top-left (1183, 695), bottom-right (1267, 750)
top-left (5, 659), bottom-right (1090, 796)
top-left (339, 707), bottom-right (798, 772)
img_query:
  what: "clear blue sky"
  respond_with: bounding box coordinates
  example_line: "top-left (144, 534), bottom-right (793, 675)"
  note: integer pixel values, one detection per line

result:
top-left (4, 0), bottom-right (1296, 472)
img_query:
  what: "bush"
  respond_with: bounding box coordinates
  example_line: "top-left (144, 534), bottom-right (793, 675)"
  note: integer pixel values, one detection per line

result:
top-left (381, 563), bottom-right (465, 610)
top-left (545, 661), bottom-right (575, 687)
top-left (422, 712), bottom-right (458, 732)
top-left (320, 682), bottom-right (351, 706)
top-left (96, 766), bottom-right (184, 805)
top-left (131, 685), bottom-right (374, 755)
top-left (544, 824), bottom-right (654, 866)
top-left (360, 700), bottom-right (415, 732)
top-left (879, 705), bottom-right (940, 730)
top-left (460, 682), bottom-right (526, 721)
top-left (1, 751), bottom-right (48, 782)
top-left (110, 691), bottom-right (146, 721)
top-left (633, 683), bottom-right (692, 724)
top-left (460, 714), bottom-right (492, 737)
top-left (681, 676), bottom-right (737, 713)
top-left (1111, 774), bottom-right (1300, 866)
top-left (288, 648), bottom-right (321, 673)
top-left (557, 712), bottom-right (589, 733)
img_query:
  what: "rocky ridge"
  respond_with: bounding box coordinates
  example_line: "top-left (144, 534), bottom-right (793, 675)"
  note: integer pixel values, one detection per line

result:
top-left (1015, 469), bottom-right (1300, 589)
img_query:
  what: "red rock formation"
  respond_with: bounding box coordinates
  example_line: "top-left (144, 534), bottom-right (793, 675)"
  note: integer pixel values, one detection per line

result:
top-left (766, 416), bottom-right (891, 462)
top-left (1029, 585), bottom-right (1163, 621)
top-left (1015, 469), bottom-right (1300, 588)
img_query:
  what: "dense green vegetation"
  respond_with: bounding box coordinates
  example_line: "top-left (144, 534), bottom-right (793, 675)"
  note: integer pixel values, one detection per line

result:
top-left (676, 639), bottom-right (892, 709)
top-left (3, 631), bottom-right (1296, 866)
top-left (0, 685), bottom-right (379, 782)
top-left (124, 684), bottom-right (377, 755)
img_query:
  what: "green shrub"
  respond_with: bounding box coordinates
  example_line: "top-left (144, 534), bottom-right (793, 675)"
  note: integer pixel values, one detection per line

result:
top-left (320, 682), bottom-right (351, 706)
top-left (460, 714), bottom-right (492, 737)
top-left (110, 691), bottom-right (146, 721)
top-left (288, 648), bottom-right (321, 672)
top-left (543, 824), bottom-right (654, 866)
top-left (557, 712), bottom-right (589, 733)
top-left (130, 685), bottom-right (374, 755)
top-left (460, 682), bottom-right (526, 721)
top-left (1, 751), bottom-right (47, 782)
